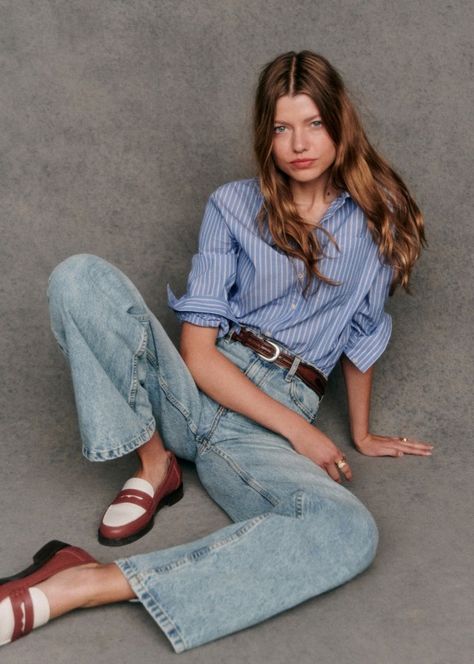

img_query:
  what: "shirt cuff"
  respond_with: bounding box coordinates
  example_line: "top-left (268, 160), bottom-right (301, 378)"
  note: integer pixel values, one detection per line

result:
top-left (342, 313), bottom-right (392, 373)
top-left (175, 311), bottom-right (230, 334)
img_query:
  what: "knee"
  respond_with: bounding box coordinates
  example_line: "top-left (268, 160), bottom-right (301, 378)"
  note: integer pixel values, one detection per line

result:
top-left (306, 492), bottom-right (379, 576)
top-left (332, 498), bottom-right (379, 575)
top-left (47, 253), bottom-right (105, 308)
top-left (346, 501), bottom-right (379, 572)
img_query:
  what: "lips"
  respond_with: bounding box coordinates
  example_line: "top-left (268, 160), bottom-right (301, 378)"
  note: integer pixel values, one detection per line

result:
top-left (289, 159), bottom-right (316, 169)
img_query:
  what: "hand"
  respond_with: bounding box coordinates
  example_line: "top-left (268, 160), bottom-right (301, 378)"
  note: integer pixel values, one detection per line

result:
top-left (287, 418), bottom-right (353, 484)
top-left (354, 433), bottom-right (434, 457)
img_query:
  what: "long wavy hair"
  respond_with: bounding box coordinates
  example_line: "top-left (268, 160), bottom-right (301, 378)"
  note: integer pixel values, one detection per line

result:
top-left (252, 50), bottom-right (427, 297)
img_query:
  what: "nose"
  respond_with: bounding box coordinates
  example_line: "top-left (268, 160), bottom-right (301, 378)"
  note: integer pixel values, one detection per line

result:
top-left (291, 127), bottom-right (309, 153)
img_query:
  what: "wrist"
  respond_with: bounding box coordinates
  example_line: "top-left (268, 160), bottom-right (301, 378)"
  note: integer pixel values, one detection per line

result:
top-left (352, 431), bottom-right (370, 447)
top-left (280, 410), bottom-right (312, 444)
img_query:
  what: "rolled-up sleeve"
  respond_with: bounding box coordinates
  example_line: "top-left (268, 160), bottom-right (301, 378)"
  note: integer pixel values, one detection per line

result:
top-left (166, 191), bottom-right (239, 336)
top-left (342, 259), bottom-right (395, 372)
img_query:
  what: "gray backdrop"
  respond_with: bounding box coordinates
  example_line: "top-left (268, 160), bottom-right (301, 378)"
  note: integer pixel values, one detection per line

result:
top-left (0, 1), bottom-right (472, 663)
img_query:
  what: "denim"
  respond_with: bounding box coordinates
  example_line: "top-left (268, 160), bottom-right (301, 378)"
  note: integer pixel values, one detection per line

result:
top-left (47, 253), bottom-right (379, 654)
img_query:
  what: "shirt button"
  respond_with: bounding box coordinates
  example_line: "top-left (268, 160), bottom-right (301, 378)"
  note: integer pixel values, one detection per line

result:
top-left (297, 272), bottom-right (304, 279)
top-left (291, 303), bottom-right (296, 310)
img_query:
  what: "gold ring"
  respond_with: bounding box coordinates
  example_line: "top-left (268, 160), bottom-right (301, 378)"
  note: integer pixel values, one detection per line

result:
top-left (335, 456), bottom-right (348, 469)
top-left (399, 437), bottom-right (408, 443)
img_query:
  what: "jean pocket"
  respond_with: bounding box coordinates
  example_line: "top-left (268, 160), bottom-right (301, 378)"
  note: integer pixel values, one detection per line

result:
top-left (289, 375), bottom-right (321, 423)
top-left (127, 308), bottom-right (159, 369)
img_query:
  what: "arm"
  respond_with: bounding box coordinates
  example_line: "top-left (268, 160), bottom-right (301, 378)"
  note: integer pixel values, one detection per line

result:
top-left (340, 353), bottom-right (433, 457)
top-left (340, 353), bottom-right (373, 447)
top-left (179, 322), bottom-right (353, 483)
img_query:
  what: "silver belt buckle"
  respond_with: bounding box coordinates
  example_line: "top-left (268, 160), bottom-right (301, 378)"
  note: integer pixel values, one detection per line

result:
top-left (256, 339), bottom-right (281, 362)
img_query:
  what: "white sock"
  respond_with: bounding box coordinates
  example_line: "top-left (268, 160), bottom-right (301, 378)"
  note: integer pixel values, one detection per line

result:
top-left (0, 587), bottom-right (50, 646)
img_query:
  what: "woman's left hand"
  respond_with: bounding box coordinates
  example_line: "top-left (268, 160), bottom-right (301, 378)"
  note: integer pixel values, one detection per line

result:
top-left (354, 433), bottom-right (434, 457)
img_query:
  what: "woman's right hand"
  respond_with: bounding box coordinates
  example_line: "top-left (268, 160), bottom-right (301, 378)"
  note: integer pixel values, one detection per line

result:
top-left (287, 418), bottom-right (353, 483)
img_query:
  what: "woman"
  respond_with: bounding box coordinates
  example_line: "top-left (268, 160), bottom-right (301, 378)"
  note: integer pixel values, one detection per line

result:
top-left (0, 50), bottom-right (433, 652)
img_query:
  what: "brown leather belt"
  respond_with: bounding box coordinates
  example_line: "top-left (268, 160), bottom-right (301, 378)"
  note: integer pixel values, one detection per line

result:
top-left (229, 327), bottom-right (327, 399)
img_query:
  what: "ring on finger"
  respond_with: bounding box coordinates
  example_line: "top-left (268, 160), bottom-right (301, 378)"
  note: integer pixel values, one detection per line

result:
top-left (335, 455), bottom-right (348, 470)
top-left (399, 436), bottom-right (408, 443)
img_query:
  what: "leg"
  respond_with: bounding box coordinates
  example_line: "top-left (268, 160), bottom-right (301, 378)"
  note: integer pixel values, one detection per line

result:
top-left (5, 439), bottom-right (376, 652)
top-left (46, 253), bottom-right (212, 543)
top-left (43, 270), bottom-right (378, 652)
top-left (46, 253), bottom-right (204, 464)
top-left (110, 343), bottom-right (379, 653)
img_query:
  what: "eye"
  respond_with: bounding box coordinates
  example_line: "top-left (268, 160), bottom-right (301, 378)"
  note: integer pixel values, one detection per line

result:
top-left (311, 120), bottom-right (322, 128)
top-left (273, 125), bottom-right (286, 134)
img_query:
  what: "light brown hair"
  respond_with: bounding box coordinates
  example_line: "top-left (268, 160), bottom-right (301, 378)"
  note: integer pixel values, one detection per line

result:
top-left (252, 50), bottom-right (427, 297)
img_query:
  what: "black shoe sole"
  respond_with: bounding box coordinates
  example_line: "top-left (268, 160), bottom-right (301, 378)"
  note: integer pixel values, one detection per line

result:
top-left (0, 540), bottom-right (71, 585)
top-left (98, 483), bottom-right (184, 547)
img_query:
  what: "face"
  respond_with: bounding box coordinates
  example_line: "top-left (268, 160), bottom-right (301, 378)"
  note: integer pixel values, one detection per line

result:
top-left (271, 94), bottom-right (337, 186)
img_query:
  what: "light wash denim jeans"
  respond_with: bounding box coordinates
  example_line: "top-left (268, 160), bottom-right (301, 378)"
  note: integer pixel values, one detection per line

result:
top-left (46, 253), bottom-right (379, 654)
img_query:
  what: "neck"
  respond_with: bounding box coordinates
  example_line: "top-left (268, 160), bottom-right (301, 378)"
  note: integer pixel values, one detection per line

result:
top-left (289, 174), bottom-right (337, 208)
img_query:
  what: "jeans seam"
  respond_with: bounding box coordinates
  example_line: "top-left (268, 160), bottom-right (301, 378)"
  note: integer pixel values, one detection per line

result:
top-left (289, 377), bottom-right (319, 422)
top-left (131, 512), bottom-right (271, 577)
top-left (82, 416), bottom-right (156, 461)
top-left (113, 559), bottom-right (187, 654)
top-left (209, 445), bottom-right (281, 507)
top-left (157, 373), bottom-right (199, 437)
top-left (128, 319), bottom-right (149, 409)
top-left (295, 489), bottom-right (305, 519)
top-left (51, 330), bottom-right (70, 359)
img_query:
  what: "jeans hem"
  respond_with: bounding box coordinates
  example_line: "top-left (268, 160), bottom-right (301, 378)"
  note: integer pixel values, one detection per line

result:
top-left (82, 416), bottom-right (156, 462)
top-left (113, 559), bottom-right (187, 654)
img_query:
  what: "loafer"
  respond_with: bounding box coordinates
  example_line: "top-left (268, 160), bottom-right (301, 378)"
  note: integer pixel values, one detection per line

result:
top-left (0, 540), bottom-right (97, 646)
top-left (98, 450), bottom-right (183, 547)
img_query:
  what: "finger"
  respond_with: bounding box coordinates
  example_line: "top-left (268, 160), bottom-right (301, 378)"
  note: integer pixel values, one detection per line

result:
top-left (395, 445), bottom-right (432, 456)
top-left (394, 440), bottom-right (433, 455)
top-left (336, 460), bottom-right (352, 480)
top-left (333, 459), bottom-right (353, 482)
top-left (339, 461), bottom-right (353, 481)
top-left (326, 464), bottom-right (342, 483)
top-left (373, 441), bottom-right (405, 457)
top-left (397, 438), bottom-right (434, 450)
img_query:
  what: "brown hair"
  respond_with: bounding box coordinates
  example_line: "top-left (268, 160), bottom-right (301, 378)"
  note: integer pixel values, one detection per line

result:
top-left (252, 50), bottom-right (427, 297)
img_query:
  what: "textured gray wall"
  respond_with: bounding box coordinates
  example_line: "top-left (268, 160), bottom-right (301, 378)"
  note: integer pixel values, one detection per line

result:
top-left (0, 2), bottom-right (472, 663)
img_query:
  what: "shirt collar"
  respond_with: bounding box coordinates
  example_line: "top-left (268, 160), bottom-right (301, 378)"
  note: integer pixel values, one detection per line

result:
top-left (338, 189), bottom-right (352, 202)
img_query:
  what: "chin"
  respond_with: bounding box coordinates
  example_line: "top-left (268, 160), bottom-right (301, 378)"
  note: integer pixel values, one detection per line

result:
top-left (289, 170), bottom-right (321, 182)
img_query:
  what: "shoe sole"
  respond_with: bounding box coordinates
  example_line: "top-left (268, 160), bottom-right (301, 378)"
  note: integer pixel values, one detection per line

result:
top-left (0, 540), bottom-right (71, 585)
top-left (97, 483), bottom-right (184, 547)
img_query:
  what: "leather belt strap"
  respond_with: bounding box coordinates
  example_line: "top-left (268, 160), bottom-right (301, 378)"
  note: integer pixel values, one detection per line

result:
top-left (229, 327), bottom-right (327, 399)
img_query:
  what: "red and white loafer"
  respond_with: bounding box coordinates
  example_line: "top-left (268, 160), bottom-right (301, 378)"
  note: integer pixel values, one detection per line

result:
top-left (98, 450), bottom-right (184, 547)
top-left (0, 540), bottom-right (97, 647)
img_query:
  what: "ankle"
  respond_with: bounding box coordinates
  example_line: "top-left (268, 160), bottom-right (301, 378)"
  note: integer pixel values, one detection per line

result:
top-left (137, 432), bottom-right (168, 464)
top-left (81, 563), bottom-right (135, 608)
top-left (36, 563), bottom-right (135, 617)
top-left (36, 563), bottom-right (102, 618)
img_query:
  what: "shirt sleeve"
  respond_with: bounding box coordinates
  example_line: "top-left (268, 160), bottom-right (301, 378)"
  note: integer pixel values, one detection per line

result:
top-left (342, 258), bottom-right (395, 373)
top-left (166, 191), bottom-right (239, 336)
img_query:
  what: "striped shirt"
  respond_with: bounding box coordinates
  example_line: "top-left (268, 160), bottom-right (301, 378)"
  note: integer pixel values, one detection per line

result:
top-left (167, 177), bottom-right (395, 377)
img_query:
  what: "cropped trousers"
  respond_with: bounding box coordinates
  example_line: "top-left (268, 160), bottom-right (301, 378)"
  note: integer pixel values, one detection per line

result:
top-left (46, 253), bottom-right (379, 653)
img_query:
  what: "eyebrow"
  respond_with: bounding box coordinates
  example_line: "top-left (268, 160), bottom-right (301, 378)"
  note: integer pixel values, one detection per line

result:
top-left (274, 115), bottom-right (321, 125)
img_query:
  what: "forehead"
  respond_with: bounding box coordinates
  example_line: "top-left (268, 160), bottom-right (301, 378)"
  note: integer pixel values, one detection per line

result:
top-left (274, 94), bottom-right (320, 119)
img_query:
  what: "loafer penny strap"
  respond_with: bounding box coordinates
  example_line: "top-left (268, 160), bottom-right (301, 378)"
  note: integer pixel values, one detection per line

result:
top-left (111, 489), bottom-right (153, 511)
top-left (11, 588), bottom-right (34, 641)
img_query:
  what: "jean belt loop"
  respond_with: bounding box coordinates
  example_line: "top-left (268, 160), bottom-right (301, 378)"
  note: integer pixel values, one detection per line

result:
top-left (285, 355), bottom-right (301, 382)
top-left (225, 323), bottom-right (237, 343)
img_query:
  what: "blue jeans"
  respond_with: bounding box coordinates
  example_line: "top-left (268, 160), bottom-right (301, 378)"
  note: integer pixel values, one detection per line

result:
top-left (46, 253), bottom-right (379, 654)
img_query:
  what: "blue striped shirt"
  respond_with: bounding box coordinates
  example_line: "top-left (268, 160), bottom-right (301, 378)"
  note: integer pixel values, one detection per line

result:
top-left (167, 177), bottom-right (395, 377)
